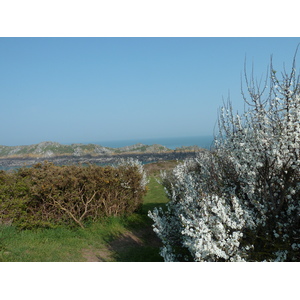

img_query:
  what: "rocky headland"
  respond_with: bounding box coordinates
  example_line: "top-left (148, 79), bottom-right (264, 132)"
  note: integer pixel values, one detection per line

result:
top-left (0, 141), bottom-right (203, 169)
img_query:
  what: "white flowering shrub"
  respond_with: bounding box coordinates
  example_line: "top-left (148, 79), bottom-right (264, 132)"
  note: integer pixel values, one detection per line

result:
top-left (149, 153), bottom-right (256, 261)
top-left (116, 158), bottom-right (149, 190)
top-left (149, 54), bottom-right (300, 261)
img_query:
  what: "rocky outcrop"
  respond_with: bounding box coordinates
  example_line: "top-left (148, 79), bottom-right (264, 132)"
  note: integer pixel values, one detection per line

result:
top-left (0, 141), bottom-right (204, 170)
top-left (0, 151), bottom-right (201, 170)
top-left (0, 141), bottom-right (115, 158)
top-left (116, 143), bottom-right (170, 153)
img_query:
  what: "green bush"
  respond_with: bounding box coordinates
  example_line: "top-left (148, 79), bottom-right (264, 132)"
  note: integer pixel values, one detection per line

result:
top-left (0, 160), bottom-right (147, 229)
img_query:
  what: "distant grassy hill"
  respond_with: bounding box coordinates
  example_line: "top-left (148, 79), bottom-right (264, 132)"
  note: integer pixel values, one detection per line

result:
top-left (0, 141), bottom-right (190, 158)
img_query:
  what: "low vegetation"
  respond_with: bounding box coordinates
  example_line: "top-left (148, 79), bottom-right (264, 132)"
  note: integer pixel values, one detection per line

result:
top-left (0, 160), bottom-right (147, 229)
top-left (0, 161), bottom-right (173, 262)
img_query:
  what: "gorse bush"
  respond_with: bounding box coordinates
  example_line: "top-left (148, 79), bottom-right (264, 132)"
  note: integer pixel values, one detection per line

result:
top-left (0, 159), bottom-right (148, 229)
top-left (149, 53), bottom-right (300, 261)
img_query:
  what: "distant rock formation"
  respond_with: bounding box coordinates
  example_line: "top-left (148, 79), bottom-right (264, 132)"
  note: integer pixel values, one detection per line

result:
top-left (0, 141), bottom-right (205, 169)
top-left (0, 141), bottom-right (179, 159)
top-left (0, 141), bottom-right (114, 158)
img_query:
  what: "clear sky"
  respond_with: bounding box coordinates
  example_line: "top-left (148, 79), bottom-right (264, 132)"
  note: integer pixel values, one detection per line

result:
top-left (1, 37), bottom-right (300, 146)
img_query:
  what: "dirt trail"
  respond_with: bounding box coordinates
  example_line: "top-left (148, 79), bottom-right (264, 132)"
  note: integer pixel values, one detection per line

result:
top-left (81, 226), bottom-right (162, 262)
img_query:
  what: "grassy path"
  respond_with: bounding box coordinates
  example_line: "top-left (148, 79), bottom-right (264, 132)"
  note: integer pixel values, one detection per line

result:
top-left (0, 161), bottom-right (175, 262)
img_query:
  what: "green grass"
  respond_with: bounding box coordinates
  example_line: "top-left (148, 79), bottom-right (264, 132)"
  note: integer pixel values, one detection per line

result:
top-left (0, 217), bottom-right (128, 262)
top-left (142, 176), bottom-right (168, 213)
top-left (0, 168), bottom-right (170, 262)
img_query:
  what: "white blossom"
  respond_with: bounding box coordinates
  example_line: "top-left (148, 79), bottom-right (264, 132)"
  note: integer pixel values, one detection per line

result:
top-left (149, 53), bottom-right (300, 262)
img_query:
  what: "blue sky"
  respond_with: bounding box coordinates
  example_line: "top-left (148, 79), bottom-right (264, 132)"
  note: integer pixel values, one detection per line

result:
top-left (1, 37), bottom-right (300, 146)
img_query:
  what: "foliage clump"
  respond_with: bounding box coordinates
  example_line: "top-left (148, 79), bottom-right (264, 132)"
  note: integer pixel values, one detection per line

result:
top-left (149, 53), bottom-right (300, 261)
top-left (0, 159), bottom-right (148, 229)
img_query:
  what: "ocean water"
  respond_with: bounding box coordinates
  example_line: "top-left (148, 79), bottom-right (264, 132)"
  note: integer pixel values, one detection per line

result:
top-left (94, 135), bottom-right (214, 150)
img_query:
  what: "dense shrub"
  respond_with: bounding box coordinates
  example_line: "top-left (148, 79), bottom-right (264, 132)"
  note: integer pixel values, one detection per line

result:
top-left (0, 159), bottom-right (148, 229)
top-left (149, 54), bottom-right (300, 261)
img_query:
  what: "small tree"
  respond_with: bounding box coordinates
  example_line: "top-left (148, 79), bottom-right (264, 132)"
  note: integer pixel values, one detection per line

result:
top-left (149, 50), bottom-right (300, 261)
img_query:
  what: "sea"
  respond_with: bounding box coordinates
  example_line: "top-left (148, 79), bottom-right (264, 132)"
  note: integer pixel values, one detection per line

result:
top-left (93, 135), bottom-right (214, 150)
